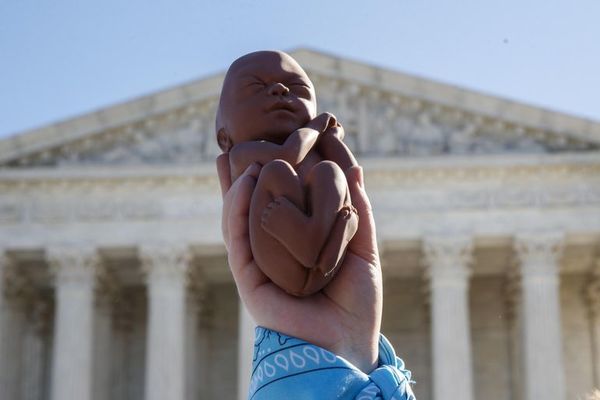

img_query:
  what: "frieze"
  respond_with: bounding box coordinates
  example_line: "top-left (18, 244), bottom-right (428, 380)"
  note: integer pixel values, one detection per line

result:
top-left (367, 163), bottom-right (600, 186)
top-left (0, 180), bottom-right (598, 224)
top-left (0, 174), bottom-right (220, 193)
top-left (2, 75), bottom-right (598, 168)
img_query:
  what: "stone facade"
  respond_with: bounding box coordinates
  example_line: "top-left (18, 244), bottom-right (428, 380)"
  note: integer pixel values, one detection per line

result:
top-left (0, 49), bottom-right (599, 400)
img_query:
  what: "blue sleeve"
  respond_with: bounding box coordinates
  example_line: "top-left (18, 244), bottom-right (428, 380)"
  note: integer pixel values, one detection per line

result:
top-left (248, 326), bottom-right (416, 400)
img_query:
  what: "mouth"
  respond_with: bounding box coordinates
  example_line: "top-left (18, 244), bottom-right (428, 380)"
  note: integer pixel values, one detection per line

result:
top-left (267, 101), bottom-right (296, 114)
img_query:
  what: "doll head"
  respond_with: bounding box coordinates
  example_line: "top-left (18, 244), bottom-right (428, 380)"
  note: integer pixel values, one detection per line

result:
top-left (216, 50), bottom-right (317, 152)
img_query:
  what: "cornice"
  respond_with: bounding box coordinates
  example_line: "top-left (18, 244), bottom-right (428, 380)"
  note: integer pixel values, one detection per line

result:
top-left (0, 153), bottom-right (599, 192)
top-left (1, 49), bottom-right (599, 168)
top-left (0, 164), bottom-right (220, 192)
top-left (363, 153), bottom-right (600, 187)
top-left (0, 154), bottom-right (597, 226)
top-left (0, 76), bottom-right (223, 164)
top-left (293, 49), bottom-right (600, 144)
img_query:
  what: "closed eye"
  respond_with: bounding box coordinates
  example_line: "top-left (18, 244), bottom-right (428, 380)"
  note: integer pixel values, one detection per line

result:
top-left (289, 82), bottom-right (310, 88)
top-left (288, 83), bottom-right (311, 98)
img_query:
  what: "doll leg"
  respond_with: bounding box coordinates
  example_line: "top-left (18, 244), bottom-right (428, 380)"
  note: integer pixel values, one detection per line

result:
top-left (253, 159), bottom-right (305, 217)
top-left (261, 160), bottom-right (355, 270)
top-left (313, 198), bottom-right (358, 277)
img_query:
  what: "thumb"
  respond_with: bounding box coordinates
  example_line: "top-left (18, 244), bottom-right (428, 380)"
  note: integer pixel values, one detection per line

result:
top-left (346, 166), bottom-right (379, 265)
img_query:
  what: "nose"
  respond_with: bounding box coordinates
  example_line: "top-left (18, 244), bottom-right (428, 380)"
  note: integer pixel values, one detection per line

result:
top-left (267, 82), bottom-right (289, 96)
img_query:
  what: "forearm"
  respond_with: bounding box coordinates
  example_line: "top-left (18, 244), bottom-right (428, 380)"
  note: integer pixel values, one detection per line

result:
top-left (280, 127), bottom-right (319, 165)
top-left (317, 132), bottom-right (357, 172)
top-left (228, 127), bottom-right (319, 181)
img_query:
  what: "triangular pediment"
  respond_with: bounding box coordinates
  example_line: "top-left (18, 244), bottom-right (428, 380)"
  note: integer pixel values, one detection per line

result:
top-left (1, 48), bottom-right (599, 168)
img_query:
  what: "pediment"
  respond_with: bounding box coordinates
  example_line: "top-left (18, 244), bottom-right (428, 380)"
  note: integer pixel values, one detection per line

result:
top-left (1, 49), bottom-right (599, 168)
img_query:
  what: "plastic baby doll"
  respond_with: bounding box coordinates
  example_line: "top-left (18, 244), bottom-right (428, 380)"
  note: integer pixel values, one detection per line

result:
top-left (215, 50), bottom-right (359, 296)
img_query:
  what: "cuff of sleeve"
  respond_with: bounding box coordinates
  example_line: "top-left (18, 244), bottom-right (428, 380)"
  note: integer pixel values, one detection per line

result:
top-left (368, 333), bottom-right (415, 399)
top-left (249, 327), bottom-right (415, 400)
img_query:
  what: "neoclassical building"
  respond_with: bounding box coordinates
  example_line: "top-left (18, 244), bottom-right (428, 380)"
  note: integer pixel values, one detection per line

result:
top-left (0, 49), bottom-right (599, 400)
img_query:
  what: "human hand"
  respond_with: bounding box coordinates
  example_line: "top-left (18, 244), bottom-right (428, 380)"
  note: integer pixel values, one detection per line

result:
top-left (217, 153), bottom-right (382, 373)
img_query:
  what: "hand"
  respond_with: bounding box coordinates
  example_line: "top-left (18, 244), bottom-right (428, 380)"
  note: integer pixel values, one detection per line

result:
top-left (217, 153), bottom-right (382, 373)
top-left (305, 112), bottom-right (344, 140)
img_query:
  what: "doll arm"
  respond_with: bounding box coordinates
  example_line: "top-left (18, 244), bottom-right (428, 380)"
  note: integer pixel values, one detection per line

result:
top-left (229, 127), bottom-right (320, 181)
top-left (317, 120), bottom-right (358, 172)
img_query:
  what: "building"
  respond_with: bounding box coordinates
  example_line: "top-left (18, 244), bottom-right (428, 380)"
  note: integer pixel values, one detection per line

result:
top-left (0, 49), bottom-right (599, 400)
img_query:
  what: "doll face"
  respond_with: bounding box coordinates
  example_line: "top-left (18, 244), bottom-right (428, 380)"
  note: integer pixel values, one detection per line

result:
top-left (217, 51), bottom-right (317, 150)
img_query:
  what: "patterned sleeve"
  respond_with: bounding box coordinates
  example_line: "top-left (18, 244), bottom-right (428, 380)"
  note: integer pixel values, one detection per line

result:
top-left (248, 326), bottom-right (416, 400)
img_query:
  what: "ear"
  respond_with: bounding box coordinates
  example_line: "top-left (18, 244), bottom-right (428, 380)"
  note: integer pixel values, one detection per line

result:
top-left (217, 128), bottom-right (233, 152)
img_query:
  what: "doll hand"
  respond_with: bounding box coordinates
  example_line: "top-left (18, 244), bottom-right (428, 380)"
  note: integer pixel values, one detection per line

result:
top-left (306, 112), bottom-right (345, 140)
top-left (306, 112), bottom-right (337, 133)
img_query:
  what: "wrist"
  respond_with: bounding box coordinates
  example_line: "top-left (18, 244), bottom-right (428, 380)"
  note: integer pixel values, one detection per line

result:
top-left (333, 332), bottom-right (380, 374)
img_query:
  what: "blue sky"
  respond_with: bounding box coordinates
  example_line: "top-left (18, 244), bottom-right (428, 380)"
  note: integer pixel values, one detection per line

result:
top-left (1, 0), bottom-right (599, 139)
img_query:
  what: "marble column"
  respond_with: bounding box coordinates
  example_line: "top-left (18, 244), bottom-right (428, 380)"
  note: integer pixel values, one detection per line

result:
top-left (140, 244), bottom-right (190, 400)
top-left (0, 251), bottom-right (28, 400)
top-left (423, 236), bottom-right (474, 400)
top-left (514, 233), bottom-right (566, 400)
top-left (238, 301), bottom-right (255, 400)
top-left (48, 246), bottom-right (99, 400)
top-left (186, 273), bottom-right (207, 400)
top-left (505, 266), bottom-right (523, 400)
top-left (93, 267), bottom-right (118, 400)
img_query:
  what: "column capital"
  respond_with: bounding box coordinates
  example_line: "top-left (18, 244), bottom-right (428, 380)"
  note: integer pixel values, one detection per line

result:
top-left (139, 243), bottom-right (192, 283)
top-left (46, 246), bottom-right (100, 286)
top-left (0, 250), bottom-right (16, 286)
top-left (514, 232), bottom-right (564, 277)
top-left (423, 236), bottom-right (473, 283)
top-left (1, 251), bottom-right (35, 304)
top-left (0, 250), bottom-right (14, 268)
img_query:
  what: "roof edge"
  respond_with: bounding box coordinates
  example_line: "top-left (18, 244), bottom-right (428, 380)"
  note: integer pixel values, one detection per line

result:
top-left (1, 48), bottom-right (599, 164)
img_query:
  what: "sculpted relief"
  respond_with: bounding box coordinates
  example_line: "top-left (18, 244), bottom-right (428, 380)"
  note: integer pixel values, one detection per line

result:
top-left (5, 75), bottom-right (596, 168)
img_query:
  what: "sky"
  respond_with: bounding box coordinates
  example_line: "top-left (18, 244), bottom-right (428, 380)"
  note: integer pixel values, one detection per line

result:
top-left (1, 0), bottom-right (599, 139)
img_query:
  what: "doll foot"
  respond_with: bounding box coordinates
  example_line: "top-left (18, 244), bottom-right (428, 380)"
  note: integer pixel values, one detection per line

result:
top-left (315, 205), bottom-right (359, 277)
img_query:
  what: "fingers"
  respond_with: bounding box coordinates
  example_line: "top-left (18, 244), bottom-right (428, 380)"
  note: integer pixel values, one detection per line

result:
top-left (227, 172), bottom-right (257, 268)
top-left (224, 164), bottom-right (272, 302)
top-left (221, 161), bottom-right (261, 250)
top-left (223, 162), bottom-right (261, 261)
top-left (346, 166), bottom-right (379, 264)
top-left (216, 153), bottom-right (232, 198)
